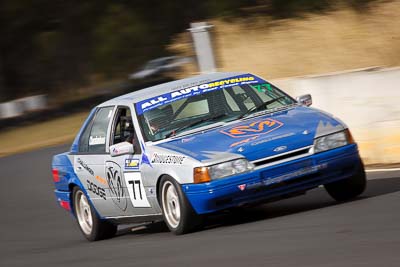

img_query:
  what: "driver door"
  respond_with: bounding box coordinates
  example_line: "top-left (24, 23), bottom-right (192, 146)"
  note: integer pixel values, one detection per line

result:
top-left (104, 105), bottom-right (160, 218)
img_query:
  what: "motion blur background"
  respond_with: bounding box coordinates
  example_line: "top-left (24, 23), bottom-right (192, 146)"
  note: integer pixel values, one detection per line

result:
top-left (0, 0), bottom-right (399, 164)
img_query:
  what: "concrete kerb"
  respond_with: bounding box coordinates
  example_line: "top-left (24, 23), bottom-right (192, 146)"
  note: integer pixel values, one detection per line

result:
top-left (272, 66), bottom-right (400, 165)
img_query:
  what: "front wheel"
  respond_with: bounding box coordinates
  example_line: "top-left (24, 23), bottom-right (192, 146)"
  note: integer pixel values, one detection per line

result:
top-left (324, 163), bottom-right (367, 202)
top-left (72, 187), bottom-right (117, 241)
top-left (159, 176), bottom-right (203, 235)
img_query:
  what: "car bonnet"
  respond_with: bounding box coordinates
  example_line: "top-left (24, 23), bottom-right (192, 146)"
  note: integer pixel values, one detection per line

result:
top-left (155, 106), bottom-right (345, 162)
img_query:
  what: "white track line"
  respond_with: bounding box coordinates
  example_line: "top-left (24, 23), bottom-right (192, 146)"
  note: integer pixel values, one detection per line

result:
top-left (366, 168), bottom-right (400, 173)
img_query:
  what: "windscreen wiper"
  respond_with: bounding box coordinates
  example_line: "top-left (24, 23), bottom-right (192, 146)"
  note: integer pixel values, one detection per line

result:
top-left (238, 96), bottom-right (287, 119)
top-left (165, 114), bottom-right (227, 138)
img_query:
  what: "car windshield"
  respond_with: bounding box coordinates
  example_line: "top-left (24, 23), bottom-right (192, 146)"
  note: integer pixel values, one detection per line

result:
top-left (136, 77), bottom-right (296, 142)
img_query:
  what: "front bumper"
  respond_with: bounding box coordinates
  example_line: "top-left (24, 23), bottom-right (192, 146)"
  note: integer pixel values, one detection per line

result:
top-left (182, 144), bottom-right (363, 214)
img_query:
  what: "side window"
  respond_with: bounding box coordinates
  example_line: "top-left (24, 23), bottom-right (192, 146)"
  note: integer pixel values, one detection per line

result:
top-left (111, 107), bottom-right (141, 154)
top-left (112, 107), bottom-right (133, 145)
top-left (79, 114), bottom-right (94, 153)
top-left (79, 106), bottom-right (114, 153)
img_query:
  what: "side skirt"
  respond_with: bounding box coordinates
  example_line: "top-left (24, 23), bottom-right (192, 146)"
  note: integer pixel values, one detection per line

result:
top-left (105, 214), bottom-right (163, 224)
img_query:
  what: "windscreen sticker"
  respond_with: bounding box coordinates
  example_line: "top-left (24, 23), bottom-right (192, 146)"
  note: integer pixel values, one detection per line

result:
top-left (251, 83), bottom-right (273, 93)
top-left (135, 74), bottom-right (265, 115)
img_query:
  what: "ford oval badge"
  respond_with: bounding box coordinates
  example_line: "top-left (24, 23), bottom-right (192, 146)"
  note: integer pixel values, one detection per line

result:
top-left (273, 146), bottom-right (287, 152)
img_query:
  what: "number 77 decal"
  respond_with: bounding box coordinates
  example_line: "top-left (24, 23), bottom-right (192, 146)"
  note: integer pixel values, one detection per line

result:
top-left (124, 173), bottom-right (151, 208)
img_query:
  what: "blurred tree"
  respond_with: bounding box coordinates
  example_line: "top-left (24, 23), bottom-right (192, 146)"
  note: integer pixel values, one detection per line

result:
top-left (0, 0), bottom-right (379, 101)
top-left (93, 4), bottom-right (153, 76)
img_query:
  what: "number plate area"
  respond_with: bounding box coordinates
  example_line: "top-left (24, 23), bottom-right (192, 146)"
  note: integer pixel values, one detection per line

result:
top-left (261, 159), bottom-right (313, 179)
top-left (258, 159), bottom-right (327, 187)
top-left (124, 172), bottom-right (151, 208)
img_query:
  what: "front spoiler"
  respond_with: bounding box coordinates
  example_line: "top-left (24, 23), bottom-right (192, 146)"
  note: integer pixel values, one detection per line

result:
top-left (182, 144), bottom-right (363, 214)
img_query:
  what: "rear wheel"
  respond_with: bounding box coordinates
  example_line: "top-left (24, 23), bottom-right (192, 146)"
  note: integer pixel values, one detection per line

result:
top-left (72, 187), bottom-right (117, 241)
top-left (324, 163), bottom-right (367, 202)
top-left (159, 176), bottom-right (203, 234)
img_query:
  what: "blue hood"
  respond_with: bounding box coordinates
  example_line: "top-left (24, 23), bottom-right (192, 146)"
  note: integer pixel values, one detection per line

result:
top-left (157, 106), bottom-right (344, 162)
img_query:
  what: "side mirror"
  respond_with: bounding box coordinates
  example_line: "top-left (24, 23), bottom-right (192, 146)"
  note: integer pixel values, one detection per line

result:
top-left (296, 94), bottom-right (312, 106)
top-left (110, 142), bottom-right (134, 157)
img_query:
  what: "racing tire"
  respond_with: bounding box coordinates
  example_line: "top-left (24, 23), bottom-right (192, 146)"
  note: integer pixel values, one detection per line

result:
top-left (72, 187), bottom-right (117, 241)
top-left (159, 176), bottom-right (203, 235)
top-left (324, 162), bottom-right (367, 202)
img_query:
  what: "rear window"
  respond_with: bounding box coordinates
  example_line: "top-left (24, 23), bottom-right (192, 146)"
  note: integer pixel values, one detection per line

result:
top-left (79, 106), bottom-right (114, 153)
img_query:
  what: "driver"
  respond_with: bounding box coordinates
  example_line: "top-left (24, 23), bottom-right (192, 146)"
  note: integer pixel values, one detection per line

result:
top-left (120, 116), bottom-right (135, 144)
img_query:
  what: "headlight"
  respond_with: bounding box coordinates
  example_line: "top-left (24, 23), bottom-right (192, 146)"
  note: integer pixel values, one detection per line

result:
top-left (313, 129), bottom-right (354, 153)
top-left (194, 159), bottom-right (254, 183)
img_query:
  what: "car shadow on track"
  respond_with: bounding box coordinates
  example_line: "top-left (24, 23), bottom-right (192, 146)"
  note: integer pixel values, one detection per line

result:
top-left (120, 177), bottom-right (400, 237)
top-left (204, 177), bottom-right (400, 230)
top-left (116, 221), bottom-right (170, 237)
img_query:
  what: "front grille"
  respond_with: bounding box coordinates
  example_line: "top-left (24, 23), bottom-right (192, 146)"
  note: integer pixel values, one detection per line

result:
top-left (253, 147), bottom-right (310, 167)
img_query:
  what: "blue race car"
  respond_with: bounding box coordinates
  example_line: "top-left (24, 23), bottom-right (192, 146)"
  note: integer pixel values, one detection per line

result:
top-left (52, 72), bottom-right (366, 241)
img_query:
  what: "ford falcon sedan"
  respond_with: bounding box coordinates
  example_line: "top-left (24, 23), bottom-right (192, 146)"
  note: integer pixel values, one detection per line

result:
top-left (52, 72), bottom-right (366, 241)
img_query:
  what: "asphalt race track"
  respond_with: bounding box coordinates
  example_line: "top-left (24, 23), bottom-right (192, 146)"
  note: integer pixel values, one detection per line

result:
top-left (1, 145), bottom-right (399, 267)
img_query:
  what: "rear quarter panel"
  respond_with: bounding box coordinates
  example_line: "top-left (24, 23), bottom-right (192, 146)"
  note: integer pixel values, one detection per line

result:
top-left (52, 152), bottom-right (88, 215)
